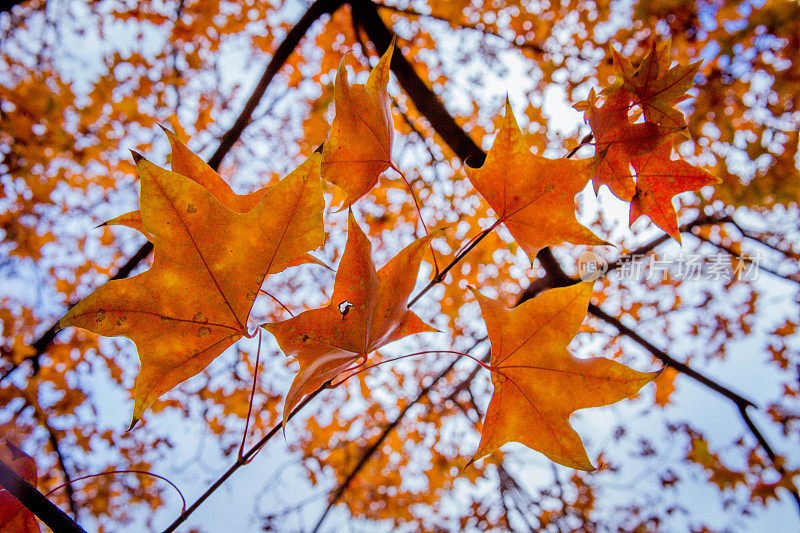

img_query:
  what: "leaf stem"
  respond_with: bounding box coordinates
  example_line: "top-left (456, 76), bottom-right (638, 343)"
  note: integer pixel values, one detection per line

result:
top-left (407, 219), bottom-right (501, 308)
top-left (337, 349), bottom-right (493, 385)
top-left (239, 330), bottom-right (262, 461)
top-left (45, 469), bottom-right (187, 514)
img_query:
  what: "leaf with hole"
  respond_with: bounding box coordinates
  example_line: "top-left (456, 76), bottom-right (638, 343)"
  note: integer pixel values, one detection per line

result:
top-left (264, 212), bottom-right (438, 424)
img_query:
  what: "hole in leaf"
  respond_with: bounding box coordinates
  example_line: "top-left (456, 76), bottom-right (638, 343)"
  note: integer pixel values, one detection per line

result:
top-left (338, 300), bottom-right (354, 318)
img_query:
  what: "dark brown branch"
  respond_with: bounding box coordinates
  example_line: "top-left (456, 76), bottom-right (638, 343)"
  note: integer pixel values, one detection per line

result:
top-left (3, 0), bottom-right (346, 385)
top-left (0, 456), bottom-right (86, 533)
top-left (350, 0), bottom-right (486, 166)
top-left (737, 404), bottom-right (800, 512)
top-left (206, 0), bottom-right (345, 170)
top-left (46, 426), bottom-right (79, 520)
top-left (520, 213), bottom-right (734, 301)
top-left (586, 303), bottom-right (756, 409)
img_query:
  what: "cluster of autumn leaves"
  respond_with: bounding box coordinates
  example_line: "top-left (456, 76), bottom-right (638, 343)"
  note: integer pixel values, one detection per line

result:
top-left (57, 38), bottom-right (717, 472)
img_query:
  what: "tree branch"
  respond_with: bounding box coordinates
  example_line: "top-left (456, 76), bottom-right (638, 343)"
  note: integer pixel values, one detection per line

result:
top-left (586, 302), bottom-right (756, 409)
top-left (737, 404), bottom-right (800, 513)
top-left (374, 1), bottom-right (548, 56)
top-left (520, 213), bottom-right (733, 301)
top-left (350, 0), bottom-right (485, 166)
top-left (310, 342), bottom-right (488, 533)
top-left (0, 456), bottom-right (86, 533)
top-left (693, 233), bottom-right (800, 285)
top-left (45, 425), bottom-right (79, 520)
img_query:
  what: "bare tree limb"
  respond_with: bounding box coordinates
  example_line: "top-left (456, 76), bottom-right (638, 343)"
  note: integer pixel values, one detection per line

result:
top-left (350, 0), bottom-right (485, 166)
top-left (0, 456), bottom-right (86, 533)
top-left (585, 303), bottom-right (756, 409)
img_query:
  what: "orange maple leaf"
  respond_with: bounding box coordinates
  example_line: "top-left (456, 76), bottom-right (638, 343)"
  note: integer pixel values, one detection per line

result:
top-left (619, 39), bottom-right (700, 130)
top-left (103, 127), bottom-right (268, 235)
top-left (264, 212), bottom-right (437, 424)
top-left (581, 88), bottom-right (675, 201)
top-left (466, 100), bottom-right (602, 259)
top-left (0, 440), bottom-right (40, 533)
top-left (59, 153), bottom-right (325, 425)
top-left (102, 130), bottom-right (328, 269)
top-left (470, 283), bottom-right (658, 470)
top-left (630, 140), bottom-right (719, 242)
top-left (322, 44), bottom-right (394, 208)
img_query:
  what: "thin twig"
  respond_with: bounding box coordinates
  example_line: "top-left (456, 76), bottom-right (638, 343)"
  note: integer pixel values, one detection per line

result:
top-left (693, 233), bottom-right (800, 285)
top-left (160, 382), bottom-right (330, 533)
top-left (310, 340), bottom-right (489, 533)
top-left (737, 404), bottom-right (800, 513)
top-left (21, 396), bottom-right (80, 519)
top-left (239, 330), bottom-right (263, 460)
top-left (374, 1), bottom-right (549, 56)
top-left (407, 221), bottom-right (500, 307)
top-left (46, 425), bottom-right (79, 520)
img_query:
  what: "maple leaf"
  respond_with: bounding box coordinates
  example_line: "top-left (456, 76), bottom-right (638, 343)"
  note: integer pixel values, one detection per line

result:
top-left (58, 152), bottom-right (324, 425)
top-left (580, 88), bottom-right (675, 201)
top-left (322, 43), bottom-right (394, 208)
top-left (264, 212), bottom-right (437, 423)
top-left (0, 440), bottom-right (40, 533)
top-left (686, 437), bottom-right (747, 491)
top-left (620, 39), bottom-right (700, 130)
top-left (465, 100), bottom-right (602, 259)
top-left (630, 140), bottom-right (719, 242)
top-left (470, 283), bottom-right (658, 470)
top-left (102, 130), bottom-right (328, 268)
top-left (103, 127), bottom-right (267, 235)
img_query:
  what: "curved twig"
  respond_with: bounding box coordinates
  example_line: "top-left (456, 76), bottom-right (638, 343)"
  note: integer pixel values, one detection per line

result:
top-left (160, 382), bottom-right (330, 533)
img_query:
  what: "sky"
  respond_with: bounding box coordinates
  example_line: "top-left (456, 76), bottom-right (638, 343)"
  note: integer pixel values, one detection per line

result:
top-left (2, 0), bottom-right (799, 531)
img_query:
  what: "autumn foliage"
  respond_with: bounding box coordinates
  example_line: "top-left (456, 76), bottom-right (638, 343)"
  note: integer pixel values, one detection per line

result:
top-left (1, 0), bottom-right (800, 531)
